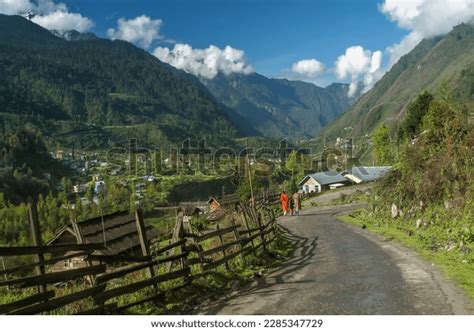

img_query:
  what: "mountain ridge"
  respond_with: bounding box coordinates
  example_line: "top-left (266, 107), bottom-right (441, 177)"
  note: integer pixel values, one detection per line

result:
top-left (202, 72), bottom-right (359, 140)
top-left (322, 23), bottom-right (474, 141)
top-left (0, 14), bottom-right (241, 148)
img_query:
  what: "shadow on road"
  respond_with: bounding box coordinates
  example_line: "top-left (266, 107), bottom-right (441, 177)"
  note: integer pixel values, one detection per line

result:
top-left (199, 225), bottom-right (318, 314)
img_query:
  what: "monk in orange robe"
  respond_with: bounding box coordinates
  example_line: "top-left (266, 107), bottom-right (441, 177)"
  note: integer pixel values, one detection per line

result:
top-left (280, 191), bottom-right (289, 216)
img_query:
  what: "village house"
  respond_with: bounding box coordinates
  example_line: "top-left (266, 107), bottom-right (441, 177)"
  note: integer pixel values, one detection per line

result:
top-left (299, 170), bottom-right (351, 193)
top-left (73, 183), bottom-right (88, 194)
top-left (55, 149), bottom-right (64, 160)
top-left (207, 196), bottom-right (221, 212)
top-left (342, 166), bottom-right (392, 184)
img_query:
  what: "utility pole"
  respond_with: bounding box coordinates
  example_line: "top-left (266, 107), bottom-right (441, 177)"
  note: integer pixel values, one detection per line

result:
top-left (245, 139), bottom-right (254, 206)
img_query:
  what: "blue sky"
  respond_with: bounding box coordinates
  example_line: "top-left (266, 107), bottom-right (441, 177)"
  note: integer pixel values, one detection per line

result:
top-left (2, 0), bottom-right (473, 91)
top-left (69, 0), bottom-right (405, 80)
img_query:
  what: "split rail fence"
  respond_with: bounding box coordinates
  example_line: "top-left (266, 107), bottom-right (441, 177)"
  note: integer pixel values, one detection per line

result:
top-left (0, 192), bottom-right (282, 315)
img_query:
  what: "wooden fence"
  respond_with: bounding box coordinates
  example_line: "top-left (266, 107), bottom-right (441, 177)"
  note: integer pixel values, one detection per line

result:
top-left (0, 192), bottom-right (282, 315)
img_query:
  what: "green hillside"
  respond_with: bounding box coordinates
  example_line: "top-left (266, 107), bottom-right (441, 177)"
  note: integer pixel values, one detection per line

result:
top-left (202, 73), bottom-right (358, 140)
top-left (323, 23), bottom-right (474, 141)
top-left (0, 14), bottom-right (239, 148)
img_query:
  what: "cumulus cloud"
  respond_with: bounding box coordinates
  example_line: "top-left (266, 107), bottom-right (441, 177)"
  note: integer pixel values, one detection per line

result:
top-left (335, 46), bottom-right (383, 96)
top-left (32, 11), bottom-right (94, 32)
top-left (107, 15), bottom-right (162, 49)
top-left (0, 0), bottom-right (33, 14)
top-left (380, 0), bottom-right (474, 65)
top-left (291, 59), bottom-right (325, 78)
top-left (153, 44), bottom-right (254, 79)
top-left (0, 0), bottom-right (94, 32)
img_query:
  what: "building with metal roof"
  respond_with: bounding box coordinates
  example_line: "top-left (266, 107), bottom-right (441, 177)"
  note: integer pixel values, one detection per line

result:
top-left (342, 166), bottom-right (392, 184)
top-left (299, 170), bottom-right (351, 193)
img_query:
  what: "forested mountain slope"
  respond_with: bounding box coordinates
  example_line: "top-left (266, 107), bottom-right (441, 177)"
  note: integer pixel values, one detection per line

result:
top-left (323, 23), bottom-right (474, 141)
top-left (203, 73), bottom-right (358, 140)
top-left (0, 14), bottom-right (240, 148)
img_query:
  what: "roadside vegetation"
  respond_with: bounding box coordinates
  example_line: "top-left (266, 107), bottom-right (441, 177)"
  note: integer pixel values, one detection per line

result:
top-left (338, 90), bottom-right (474, 297)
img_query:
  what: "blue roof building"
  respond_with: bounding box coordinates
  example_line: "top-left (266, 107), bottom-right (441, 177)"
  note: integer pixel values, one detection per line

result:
top-left (342, 166), bottom-right (392, 184)
top-left (298, 170), bottom-right (351, 193)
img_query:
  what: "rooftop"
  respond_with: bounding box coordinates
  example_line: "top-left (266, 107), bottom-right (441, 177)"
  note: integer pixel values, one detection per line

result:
top-left (343, 166), bottom-right (392, 183)
top-left (299, 170), bottom-right (350, 186)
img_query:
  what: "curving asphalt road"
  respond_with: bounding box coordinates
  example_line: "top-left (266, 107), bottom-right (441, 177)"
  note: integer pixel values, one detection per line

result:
top-left (199, 203), bottom-right (474, 315)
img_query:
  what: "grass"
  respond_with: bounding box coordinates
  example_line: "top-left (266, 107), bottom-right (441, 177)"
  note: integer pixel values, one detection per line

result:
top-left (126, 231), bottom-right (295, 314)
top-left (338, 212), bottom-right (474, 299)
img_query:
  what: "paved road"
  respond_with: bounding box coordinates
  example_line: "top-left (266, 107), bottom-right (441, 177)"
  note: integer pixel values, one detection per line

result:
top-left (199, 204), bottom-right (474, 315)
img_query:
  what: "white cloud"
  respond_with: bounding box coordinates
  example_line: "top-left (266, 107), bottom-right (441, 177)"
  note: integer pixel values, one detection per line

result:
top-left (0, 0), bottom-right (33, 14)
top-left (32, 11), bottom-right (93, 32)
top-left (385, 31), bottom-right (423, 66)
top-left (291, 59), bottom-right (325, 78)
top-left (380, 0), bottom-right (474, 65)
top-left (335, 46), bottom-right (383, 96)
top-left (107, 15), bottom-right (162, 49)
top-left (153, 44), bottom-right (254, 79)
top-left (0, 0), bottom-right (94, 32)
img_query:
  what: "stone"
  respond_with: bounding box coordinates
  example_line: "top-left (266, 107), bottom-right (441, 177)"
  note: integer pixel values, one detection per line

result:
top-left (419, 200), bottom-right (425, 211)
top-left (391, 204), bottom-right (399, 219)
top-left (446, 242), bottom-right (456, 252)
top-left (444, 200), bottom-right (453, 210)
top-left (416, 219), bottom-right (423, 229)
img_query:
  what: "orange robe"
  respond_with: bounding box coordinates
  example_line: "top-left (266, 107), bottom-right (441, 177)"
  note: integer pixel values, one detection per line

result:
top-left (280, 193), bottom-right (289, 212)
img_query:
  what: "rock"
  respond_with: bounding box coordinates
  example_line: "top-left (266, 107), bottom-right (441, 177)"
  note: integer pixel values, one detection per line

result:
top-left (416, 219), bottom-right (423, 229)
top-left (444, 200), bottom-right (453, 211)
top-left (445, 242), bottom-right (456, 252)
top-left (459, 241), bottom-right (470, 253)
top-left (407, 206), bottom-right (417, 218)
top-left (419, 200), bottom-right (425, 211)
top-left (391, 204), bottom-right (399, 219)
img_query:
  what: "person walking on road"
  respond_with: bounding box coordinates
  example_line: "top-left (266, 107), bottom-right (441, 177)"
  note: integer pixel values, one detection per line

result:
top-left (292, 191), bottom-right (301, 216)
top-left (280, 191), bottom-right (289, 216)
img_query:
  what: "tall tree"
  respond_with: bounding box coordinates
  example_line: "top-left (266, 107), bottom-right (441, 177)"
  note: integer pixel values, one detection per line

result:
top-left (372, 125), bottom-right (394, 166)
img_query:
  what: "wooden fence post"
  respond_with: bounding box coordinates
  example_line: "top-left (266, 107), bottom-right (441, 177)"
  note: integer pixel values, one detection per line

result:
top-left (134, 209), bottom-right (155, 279)
top-left (238, 204), bottom-right (255, 253)
top-left (216, 224), bottom-right (229, 271)
top-left (71, 220), bottom-right (97, 287)
top-left (167, 213), bottom-right (185, 272)
top-left (28, 203), bottom-right (47, 293)
top-left (252, 206), bottom-right (266, 252)
top-left (230, 218), bottom-right (246, 266)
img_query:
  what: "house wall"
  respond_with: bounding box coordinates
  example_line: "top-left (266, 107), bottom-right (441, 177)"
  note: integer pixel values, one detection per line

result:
top-left (209, 200), bottom-right (221, 212)
top-left (301, 177), bottom-right (321, 193)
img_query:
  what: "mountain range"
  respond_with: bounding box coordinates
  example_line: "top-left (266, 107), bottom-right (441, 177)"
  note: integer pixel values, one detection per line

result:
top-left (202, 73), bottom-right (358, 140)
top-left (0, 14), bottom-right (358, 148)
top-left (323, 23), bottom-right (474, 141)
top-left (1, 14), bottom-right (472, 150)
top-left (0, 14), bottom-right (239, 148)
